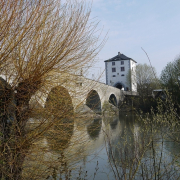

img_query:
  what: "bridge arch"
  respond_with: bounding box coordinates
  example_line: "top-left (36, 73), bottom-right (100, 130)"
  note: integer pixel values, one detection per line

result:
top-left (45, 85), bottom-right (74, 116)
top-left (109, 94), bottom-right (117, 107)
top-left (86, 90), bottom-right (101, 113)
top-left (114, 82), bottom-right (126, 90)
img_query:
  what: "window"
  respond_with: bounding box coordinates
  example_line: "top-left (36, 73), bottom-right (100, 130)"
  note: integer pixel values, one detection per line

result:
top-left (117, 73), bottom-right (119, 75)
top-left (112, 62), bottom-right (115, 66)
top-left (121, 74), bottom-right (124, 76)
top-left (121, 67), bottom-right (125, 71)
top-left (121, 61), bottom-right (124, 65)
top-left (112, 68), bottom-right (116, 72)
top-left (112, 75), bottom-right (116, 77)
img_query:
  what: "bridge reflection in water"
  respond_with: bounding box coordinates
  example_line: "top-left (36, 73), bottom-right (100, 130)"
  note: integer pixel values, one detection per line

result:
top-left (23, 112), bottom-right (180, 180)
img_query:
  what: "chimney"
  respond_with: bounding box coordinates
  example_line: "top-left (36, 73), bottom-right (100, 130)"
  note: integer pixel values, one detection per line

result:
top-left (118, 52), bottom-right (121, 56)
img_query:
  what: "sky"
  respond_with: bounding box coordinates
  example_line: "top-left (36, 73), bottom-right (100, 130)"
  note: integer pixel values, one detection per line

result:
top-left (86, 0), bottom-right (180, 82)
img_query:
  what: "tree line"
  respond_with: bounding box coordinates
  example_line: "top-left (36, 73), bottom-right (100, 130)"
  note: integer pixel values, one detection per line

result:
top-left (129, 55), bottom-right (180, 111)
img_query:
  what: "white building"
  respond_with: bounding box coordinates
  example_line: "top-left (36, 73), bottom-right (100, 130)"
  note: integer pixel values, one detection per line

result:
top-left (104, 52), bottom-right (137, 91)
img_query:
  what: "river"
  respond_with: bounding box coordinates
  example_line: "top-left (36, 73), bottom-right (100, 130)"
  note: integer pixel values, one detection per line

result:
top-left (23, 112), bottom-right (180, 180)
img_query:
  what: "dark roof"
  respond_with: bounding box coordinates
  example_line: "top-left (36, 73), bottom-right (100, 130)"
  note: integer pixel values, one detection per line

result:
top-left (104, 53), bottom-right (137, 63)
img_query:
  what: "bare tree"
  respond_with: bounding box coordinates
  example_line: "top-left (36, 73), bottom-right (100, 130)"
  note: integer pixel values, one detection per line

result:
top-left (0, 0), bottom-right (105, 179)
top-left (135, 63), bottom-right (159, 97)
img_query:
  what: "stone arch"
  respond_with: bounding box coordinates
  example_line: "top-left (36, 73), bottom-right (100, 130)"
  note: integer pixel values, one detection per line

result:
top-left (109, 94), bottom-right (117, 107)
top-left (114, 82), bottom-right (126, 90)
top-left (45, 86), bottom-right (74, 116)
top-left (45, 86), bottom-right (74, 151)
top-left (86, 90), bottom-right (101, 113)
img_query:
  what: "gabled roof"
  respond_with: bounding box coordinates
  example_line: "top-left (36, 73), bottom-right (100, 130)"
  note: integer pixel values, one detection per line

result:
top-left (104, 53), bottom-right (137, 63)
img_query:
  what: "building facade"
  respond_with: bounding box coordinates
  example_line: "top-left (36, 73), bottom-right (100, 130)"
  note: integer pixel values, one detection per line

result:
top-left (104, 52), bottom-right (137, 91)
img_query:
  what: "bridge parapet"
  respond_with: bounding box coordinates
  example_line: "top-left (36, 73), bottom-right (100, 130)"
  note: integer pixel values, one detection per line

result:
top-left (122, 91), bottom-right (139, 96)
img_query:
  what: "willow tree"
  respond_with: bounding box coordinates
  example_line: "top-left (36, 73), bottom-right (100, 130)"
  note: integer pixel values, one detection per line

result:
top-left (0, 0), bottom-right (104, 179)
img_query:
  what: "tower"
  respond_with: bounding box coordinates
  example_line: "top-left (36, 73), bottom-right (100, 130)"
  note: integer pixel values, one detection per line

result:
top-left (104, 52), bottom-right (137, 91)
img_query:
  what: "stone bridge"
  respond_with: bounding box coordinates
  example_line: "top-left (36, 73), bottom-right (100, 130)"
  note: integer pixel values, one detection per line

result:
top-left (30, 73), bottom-right (138, 113)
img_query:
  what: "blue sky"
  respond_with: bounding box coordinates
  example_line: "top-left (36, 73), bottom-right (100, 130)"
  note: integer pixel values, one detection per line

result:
top-left (87, 0), bottom-right (180, 81)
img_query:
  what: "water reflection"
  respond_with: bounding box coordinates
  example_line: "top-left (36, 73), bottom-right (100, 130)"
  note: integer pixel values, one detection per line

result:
top-left (23, 112), bottom-right (180, 179)
top-left (106, 113), bottom-right (180, 180)
top-left (87, 118), bottom-right (102, 139)
top-left (107, 113), bottom-right (142, 168)
top-left (45, 117), bottom-right (74, 151)
top-left (110, 118), bottom-right (118, 130)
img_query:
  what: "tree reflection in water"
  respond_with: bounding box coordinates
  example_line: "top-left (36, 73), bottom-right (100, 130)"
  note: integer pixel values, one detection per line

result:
top-left (105, 113), bottom-right (180, 179)
top-left (23, 111), bottom-right (180, 179)
top-left (104, 113), bottom-right (147, 179)
top-left (108, 123), bottom-right (139, 160)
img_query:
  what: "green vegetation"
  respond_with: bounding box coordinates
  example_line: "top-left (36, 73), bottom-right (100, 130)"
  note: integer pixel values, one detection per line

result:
top-left (160, 56), bottom-right (180, 106)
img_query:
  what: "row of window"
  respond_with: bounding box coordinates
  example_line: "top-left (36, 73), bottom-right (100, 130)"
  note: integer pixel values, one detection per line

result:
top-left (112, 61), bottom-right (124, 66)
top-left (112, 67), bottom-right (125, 72)
top-left (112, 74), bottom-right (124, 77)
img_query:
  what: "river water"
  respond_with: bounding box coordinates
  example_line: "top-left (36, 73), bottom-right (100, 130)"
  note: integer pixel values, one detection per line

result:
top-left (24, 112), bottom-right (180, 180)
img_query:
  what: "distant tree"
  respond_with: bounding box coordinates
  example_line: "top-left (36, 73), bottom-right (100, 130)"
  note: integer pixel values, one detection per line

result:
top-left (160, 56), bottom-right (180, 103)
top-left (160, 62), bottom-right (174, 89)
top-left (0, 0), bottom-right (104, 179)
top-left (136, 63), bottom-right (159, 97)
top-left (128, 63), bottom-right (159, 111)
